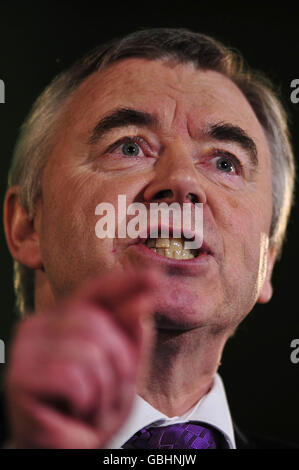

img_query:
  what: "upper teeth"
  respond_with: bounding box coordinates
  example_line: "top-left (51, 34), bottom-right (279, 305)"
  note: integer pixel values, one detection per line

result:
top-left (145, 237), bottom-right (199, 259)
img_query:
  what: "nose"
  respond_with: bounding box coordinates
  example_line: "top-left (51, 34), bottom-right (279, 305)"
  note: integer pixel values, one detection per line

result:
top-left (143, 142), bottom-right (207, 205)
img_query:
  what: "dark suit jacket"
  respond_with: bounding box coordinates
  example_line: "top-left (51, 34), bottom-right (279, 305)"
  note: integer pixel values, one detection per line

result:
top-left (0, 392), bottom-right (298, 449)
top-left (233, 423), bottom-right (299, 449)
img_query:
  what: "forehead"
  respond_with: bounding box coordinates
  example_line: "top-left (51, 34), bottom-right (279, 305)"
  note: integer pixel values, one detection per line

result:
top-left (59, 58), bottom-right (269, 155)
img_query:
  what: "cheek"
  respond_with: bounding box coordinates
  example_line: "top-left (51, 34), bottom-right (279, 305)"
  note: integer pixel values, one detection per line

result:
top-left (39, 176), bottom-right (108, 283)
top-left (39, 166), bottom-right (144, 288)
top-left (214, 189), bottom-right (272, 269)
top-left (226, 197), bottom-right (239, 210)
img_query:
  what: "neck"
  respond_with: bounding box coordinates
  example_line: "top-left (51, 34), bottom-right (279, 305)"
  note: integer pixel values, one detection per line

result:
top-left (137, 326), bottom-right (230, 417)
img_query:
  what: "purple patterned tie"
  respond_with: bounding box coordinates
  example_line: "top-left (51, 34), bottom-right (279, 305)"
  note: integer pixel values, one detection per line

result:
top-left (122, 422), bottom-right (221, 449)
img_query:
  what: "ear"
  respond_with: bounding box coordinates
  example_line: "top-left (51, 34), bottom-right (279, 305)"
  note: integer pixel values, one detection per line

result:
top-left (3, 186), bottom-right (43, 269)
top-left (257, 245), bottom-right (277, 304)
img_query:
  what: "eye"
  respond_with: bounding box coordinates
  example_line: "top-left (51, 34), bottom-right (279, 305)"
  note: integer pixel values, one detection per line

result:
top-left (121, 141), bottom-right (140, 157)
top-left (105, 136), bottom-right (148, 158)
top-left (211, 151), bottom-right (242, 175)
top-left (216, 156), bottom-right (234, 173)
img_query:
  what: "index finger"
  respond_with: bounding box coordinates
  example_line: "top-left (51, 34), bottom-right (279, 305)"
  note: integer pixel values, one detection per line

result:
top-left (75, 267), bottom-right (163, 310)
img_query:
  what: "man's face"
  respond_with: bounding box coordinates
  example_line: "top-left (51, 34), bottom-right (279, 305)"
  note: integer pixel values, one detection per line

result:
top-left (35, 58), bottom-right (275, 332)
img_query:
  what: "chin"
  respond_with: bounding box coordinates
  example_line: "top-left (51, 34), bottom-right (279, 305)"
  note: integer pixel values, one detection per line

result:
top-left (152, 295), bottom-right (213, 331)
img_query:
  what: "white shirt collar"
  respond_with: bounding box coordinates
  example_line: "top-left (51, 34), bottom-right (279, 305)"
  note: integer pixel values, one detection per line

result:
top-left (106, 373), bottom-right (236, 449)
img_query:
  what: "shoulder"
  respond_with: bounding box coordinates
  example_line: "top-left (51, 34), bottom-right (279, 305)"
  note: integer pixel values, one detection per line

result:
top-left (234, 423), bottom-right (299, 449)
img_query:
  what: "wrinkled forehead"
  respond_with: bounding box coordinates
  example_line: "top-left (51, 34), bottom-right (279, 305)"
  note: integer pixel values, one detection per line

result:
top-left (56, 58), bottom-right (270, 160)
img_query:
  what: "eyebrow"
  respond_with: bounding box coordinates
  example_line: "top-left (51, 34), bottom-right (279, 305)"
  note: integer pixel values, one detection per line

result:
top-left (87, 107), bottom-right (258, 167)
top-left (206, 121), bottom-right (258, 167)
top-left (87, 107), bottom-right (159, 145)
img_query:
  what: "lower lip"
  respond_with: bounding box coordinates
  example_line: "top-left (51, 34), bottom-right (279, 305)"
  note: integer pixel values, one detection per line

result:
top-left (129, 242), bottom-right (214, 273)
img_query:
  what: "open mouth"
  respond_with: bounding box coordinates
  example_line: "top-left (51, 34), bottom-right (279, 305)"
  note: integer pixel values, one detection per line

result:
top-left (139, 232), bottom-right (211, 261)
top-left (145, 237), bottom-right (198, 259)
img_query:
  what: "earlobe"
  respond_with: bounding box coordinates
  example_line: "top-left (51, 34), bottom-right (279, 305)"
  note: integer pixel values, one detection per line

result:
top-left (3, 186), bottom-right (43, 269)
top-left (257, 246), bottom-right (277, 304)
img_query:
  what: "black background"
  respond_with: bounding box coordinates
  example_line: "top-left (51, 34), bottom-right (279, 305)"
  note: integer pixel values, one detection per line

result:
top-left (0, 1), bottom-right (299, 445)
